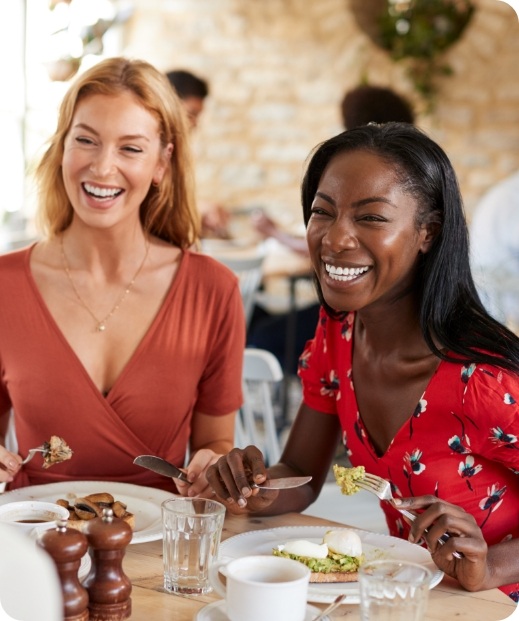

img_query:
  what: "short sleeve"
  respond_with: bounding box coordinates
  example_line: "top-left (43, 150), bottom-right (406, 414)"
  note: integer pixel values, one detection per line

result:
top-left (194, 280), bottom-right (245, 416)
top-left (298, 308), bottom-right (339, 415)
top-left (463, 365), bottom-right (519, 472)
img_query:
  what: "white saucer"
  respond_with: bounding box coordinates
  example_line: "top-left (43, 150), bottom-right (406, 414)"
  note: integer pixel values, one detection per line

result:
top-left (195, 600), bottom-right (329, 621)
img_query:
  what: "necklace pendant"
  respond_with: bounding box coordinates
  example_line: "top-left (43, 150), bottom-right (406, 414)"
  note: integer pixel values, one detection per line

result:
top-left (97, 323), bottom-right (106, 332)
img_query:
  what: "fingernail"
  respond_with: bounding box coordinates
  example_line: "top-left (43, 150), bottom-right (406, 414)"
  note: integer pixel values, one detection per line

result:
top-left (241, 487), bottom-right (250, 497)
top-left (237, 498), bottom-right (247, 508)
top-left (408, 533), bottom-right (415, 543)
top-left (393, 498), bottom-right (402, 506)
top-left (7, 460), bottom-right (17, 469)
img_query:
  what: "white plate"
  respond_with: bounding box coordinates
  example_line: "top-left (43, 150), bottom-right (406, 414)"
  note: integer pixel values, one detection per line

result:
top-left (195, 600), bottom-right (328, 621)
top-left (0, 481), bottom-right (176, 543)
top-left (219, 526), bottom-right (443, 604)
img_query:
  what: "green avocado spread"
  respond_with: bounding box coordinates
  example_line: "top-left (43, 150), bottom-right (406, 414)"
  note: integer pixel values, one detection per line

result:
top-left (273, 548), bottom-right (363, 573)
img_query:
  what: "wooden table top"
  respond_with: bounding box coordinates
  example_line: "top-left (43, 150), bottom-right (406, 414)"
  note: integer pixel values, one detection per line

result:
top-left (123, 511), bottom-right (516, 621)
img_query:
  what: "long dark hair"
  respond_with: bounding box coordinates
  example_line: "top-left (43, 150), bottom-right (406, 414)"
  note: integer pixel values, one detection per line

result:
top-left (301, 123), bottom-right (519, 374)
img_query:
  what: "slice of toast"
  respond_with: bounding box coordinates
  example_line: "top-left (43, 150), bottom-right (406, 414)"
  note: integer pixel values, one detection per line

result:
top-left (309, 570), bottom-right (358, 583)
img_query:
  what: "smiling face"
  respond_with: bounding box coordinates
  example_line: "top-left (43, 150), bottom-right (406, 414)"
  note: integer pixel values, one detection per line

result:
top-left (62, 90), bottom-right (172, 231)
top-left (306, 149), bottom-right (434, 314)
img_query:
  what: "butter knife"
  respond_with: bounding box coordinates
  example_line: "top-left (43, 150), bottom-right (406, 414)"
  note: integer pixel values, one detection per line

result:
top-left (133, 455), bottom-right (311, 489)
top-left (133, 455), bottom-right (190, 483)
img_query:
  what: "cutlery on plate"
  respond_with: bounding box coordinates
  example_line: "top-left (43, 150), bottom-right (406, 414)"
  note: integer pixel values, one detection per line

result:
top-left (133, 455), bottom-right (311, 489)
top-left (356, 472), bottom-right (463, 559)
top-left (311, 594), bottom-right (347, 621)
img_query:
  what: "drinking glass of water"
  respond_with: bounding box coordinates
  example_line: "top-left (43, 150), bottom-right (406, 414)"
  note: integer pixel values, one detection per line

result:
top-left (162, 497), bottom-right (225, 595)
top-left (359, 559), bottom-right (432, 621)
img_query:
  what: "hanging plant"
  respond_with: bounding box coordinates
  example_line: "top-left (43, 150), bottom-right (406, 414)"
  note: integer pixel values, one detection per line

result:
top-left (376, 0), bottom-right (475, 104)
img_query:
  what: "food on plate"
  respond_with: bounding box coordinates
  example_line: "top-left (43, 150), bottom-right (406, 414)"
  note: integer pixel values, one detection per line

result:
top-left (333, 464), bottom-right (365, 495)
top-left (56, 492), bottom-right (135, 530)
top-left (41, 435), bottom-right (73, 469)
top-left (273, 529), bottom-right (364, 582)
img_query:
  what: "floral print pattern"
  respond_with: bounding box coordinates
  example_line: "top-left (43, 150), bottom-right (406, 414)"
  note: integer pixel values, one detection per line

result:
top-left (298, 308), bottom-right (519, 600)
top-left (458, 455), bottom-right (482, 491)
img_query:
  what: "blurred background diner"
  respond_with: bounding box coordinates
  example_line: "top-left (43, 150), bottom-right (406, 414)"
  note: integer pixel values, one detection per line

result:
top-left (470, 169), bottom-right (519, 330)
top-left (166, 67), bottom-right (232, 239)
top-left (1, 0), bottom-right (519, 513)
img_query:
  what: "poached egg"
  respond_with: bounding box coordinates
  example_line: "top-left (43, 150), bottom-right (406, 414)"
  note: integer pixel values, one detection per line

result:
top-left (282, 539), bottom-right (329, 559)
top-left (323, 529), bottom-right (362, 557)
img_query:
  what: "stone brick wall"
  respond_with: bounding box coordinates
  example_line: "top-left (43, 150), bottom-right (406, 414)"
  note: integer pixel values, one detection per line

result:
top-left (124, 0), bottom-right (519, 223)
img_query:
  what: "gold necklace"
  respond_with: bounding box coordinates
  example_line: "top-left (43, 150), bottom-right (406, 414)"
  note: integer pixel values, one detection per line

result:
top-left (60, 235), bottom-right (149, 332)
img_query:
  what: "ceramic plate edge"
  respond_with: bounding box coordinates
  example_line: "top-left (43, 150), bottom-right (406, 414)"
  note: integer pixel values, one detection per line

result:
top-left (0, 481), bottom-right (176, 543)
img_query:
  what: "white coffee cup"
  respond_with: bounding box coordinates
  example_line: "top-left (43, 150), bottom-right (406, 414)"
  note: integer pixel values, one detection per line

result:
top-left (0, 501), bottom-right (69, 535)
top-left (209, 555), bottom-right (310, 621)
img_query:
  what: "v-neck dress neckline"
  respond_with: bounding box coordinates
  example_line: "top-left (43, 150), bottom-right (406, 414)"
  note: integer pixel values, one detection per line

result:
top-left (24, 243), bottom-right (185, 401)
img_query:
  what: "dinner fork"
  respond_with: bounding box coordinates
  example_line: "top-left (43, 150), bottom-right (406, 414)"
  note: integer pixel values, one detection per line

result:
top-left (21, 446), bottom-right (46, 465)
top-left (357, 472), bottom-right (463, 559)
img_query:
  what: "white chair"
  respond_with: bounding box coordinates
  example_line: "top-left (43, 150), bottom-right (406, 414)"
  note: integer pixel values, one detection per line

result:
top-left (0, 523), bottom-right (63, 620)
top-left (216, 254), bottom-right (265, 328)
top-left (236, 348), bottom-right (283, 465)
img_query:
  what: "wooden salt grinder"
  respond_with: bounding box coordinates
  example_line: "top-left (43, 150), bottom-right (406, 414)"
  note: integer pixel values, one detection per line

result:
top-left (83, 508), bottom-right (132, 621)
top-left (36, 518), bottom-right (89, 621)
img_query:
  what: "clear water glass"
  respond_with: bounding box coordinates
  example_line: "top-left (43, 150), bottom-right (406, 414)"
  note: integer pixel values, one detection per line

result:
top-left (359, 559), bottom-right (432, 621)
top-left (162, 497), bottom-right (225, 595)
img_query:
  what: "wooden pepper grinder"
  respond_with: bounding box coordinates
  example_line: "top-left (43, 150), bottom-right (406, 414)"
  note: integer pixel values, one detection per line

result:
top-left (36, 518), bottom-right (90, 621)
top-left (83, 508), bottom-right (132, 621)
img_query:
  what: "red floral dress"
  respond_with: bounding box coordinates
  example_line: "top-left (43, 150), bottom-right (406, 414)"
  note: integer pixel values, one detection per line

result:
top-left (298, 308), bottom-right (519, 600)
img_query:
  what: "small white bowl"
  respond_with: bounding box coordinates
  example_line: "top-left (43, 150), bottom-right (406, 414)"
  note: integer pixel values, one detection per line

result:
top-left (0, 501), bottom-right (69, 535)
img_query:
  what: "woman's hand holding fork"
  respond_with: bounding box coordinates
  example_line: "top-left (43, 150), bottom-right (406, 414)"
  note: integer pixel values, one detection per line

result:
top-left (395, 495), bottom-right (494, 592)
top-left (0, 446), bottom-right (22, 483)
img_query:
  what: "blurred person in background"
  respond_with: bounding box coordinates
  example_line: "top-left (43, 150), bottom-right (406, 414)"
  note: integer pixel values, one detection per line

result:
top-left (248, 84), bottom-right (415, 374)
top-left (470, 170), bottom-right (519, 330)
top-left (166, 69), bottom-right (208, 130)
top-left (167, 69), bottom-right (230, 238)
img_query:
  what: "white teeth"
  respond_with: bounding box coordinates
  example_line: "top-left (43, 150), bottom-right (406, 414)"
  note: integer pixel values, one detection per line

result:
top-left (325, 264), bottom-right (369, 282)
top-left (83, 183), bottom-right (122, 199)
